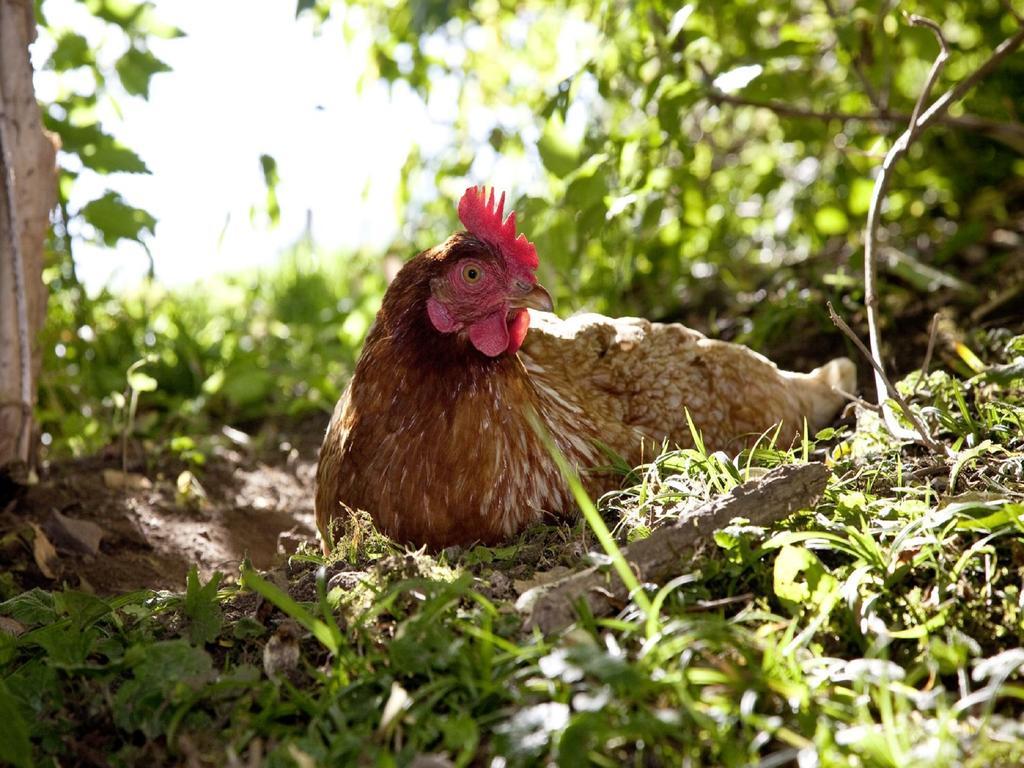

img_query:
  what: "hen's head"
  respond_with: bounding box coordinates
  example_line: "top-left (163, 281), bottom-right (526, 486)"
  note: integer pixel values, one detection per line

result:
top-left (423, 186), bottom-right (552, 357)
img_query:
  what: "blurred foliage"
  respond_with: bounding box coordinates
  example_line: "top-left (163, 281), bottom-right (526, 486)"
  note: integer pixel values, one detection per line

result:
top-left (38, 244), bottom-right (386, 457)
top-left (33, 0), bottom-right (179, 272)
top-left (315, 0), bottom-right (1023, 340)
top-left (35, 0), bottom-right (1024, 455)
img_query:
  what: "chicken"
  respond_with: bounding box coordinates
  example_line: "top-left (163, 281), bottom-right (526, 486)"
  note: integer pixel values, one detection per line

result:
top-left (315, 187), bottom-right (854, 550)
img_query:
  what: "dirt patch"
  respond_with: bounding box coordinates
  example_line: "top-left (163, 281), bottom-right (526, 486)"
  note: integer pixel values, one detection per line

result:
top-left (0, 415), bottom-right (328, 594)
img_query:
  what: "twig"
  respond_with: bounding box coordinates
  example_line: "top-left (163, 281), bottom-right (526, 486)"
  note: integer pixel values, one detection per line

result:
top-left (912, 312), bottom-right (941, 398)
top-left (0, 59), bottom-right (33, 465)
top-left (705, 91), bottom-right (1024, 143)
top-left (821, 0), bottom-right (884, 110)
top-left (904, 15), bottom-right (950, 142)
top-left (522, 463), bottom-right (830, 634)
top-left (827, 302), bottom-right (945, 453)
top-left (860, 16), bottom-right (1024, 452)
top-left (834, 387), bottom-right (882, 413)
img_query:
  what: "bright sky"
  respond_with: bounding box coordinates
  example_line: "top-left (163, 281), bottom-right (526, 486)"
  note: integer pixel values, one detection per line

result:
top-left (33, 0), bottom-right (432, 291)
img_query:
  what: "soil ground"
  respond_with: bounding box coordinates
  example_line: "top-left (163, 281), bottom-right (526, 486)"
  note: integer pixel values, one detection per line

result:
top-left (1, 415), bottom-right (328, 594)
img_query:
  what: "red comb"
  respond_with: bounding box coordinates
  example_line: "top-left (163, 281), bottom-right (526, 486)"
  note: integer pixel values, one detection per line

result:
top-left (458, 186), bottom-right (538, 271)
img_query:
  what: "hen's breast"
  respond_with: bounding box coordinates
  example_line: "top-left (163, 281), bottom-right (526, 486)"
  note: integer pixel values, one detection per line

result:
top-left (314, 348), bottom-right (600, 551)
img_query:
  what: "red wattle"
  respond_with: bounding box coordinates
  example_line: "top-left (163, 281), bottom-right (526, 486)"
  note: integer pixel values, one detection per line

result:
top-left (507, 309), bottom-right (530, 354)
top-left (468, 311), bottom-right (511, 357)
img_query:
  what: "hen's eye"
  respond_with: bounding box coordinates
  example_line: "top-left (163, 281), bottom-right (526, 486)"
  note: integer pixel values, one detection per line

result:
top-left (462, 264), bottom-right (483, 284)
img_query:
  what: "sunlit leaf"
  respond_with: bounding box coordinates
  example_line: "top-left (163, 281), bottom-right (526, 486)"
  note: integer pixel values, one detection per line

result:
top-left (115, 47), bottom-right (171, 98)
top-left (80, 191), bottom-right (156, 245)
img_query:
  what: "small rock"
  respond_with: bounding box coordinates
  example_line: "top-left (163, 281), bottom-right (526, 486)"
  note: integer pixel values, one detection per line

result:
top-left (262, 619), bottom-right (301, 681)
top-left (513, 566), bottom-right (571, 595)
top-left (327, 570), bottom-right (366, 591)
top-left (102, 469), bottom-right (152, 491)
top-left (481, 570), bottom-right (513, 599)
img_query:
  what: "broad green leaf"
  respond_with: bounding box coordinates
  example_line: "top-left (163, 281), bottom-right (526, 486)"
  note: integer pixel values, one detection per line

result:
top-left (44, 118), bottom-right (150, 174)
top-left (184, 566), bottom-right (223, 646)
top-left (773, 545), bottom-right (838, 611)
top-left (115, 47), bottom-right (171, 98)
top-left (113, 640), bottom-right (213, 737)
top-left (0, 679), bottom-right (31, 768)
top-left (80, 191), bottom-right (156, 246)
top-left (538, 115), bottom-right (580, 178)
top-left (0, 589), bottom-right (57, 626)
top-left (51, 32), bottom-right (93, 71)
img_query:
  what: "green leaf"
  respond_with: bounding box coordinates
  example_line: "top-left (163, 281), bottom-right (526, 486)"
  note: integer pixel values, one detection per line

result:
top-left (127, 371), bottom-right (158, 393)
top-left (88, 0), bottom-right (145, 26)
top-left (115, 47), bottom-right (171, 98)
top-left (52, 589), bottom-right (111, 629)
top-left (814, 206), bottom-right (849, 236)
top-left (51, 32), bottom-right (93, 71)
top-left (113, 640), bottom-right (213, 737)
top-left (538, 115), bottom-right (580, 178)
top-left (21, 621), bottom-right (98, 668)
top-left (184, 566), bottom-right (224, 646)
top-left (950, 501), bottom-right (1024, 532)
top-left (975, 358), bottom-right (1024, 386)
top-left (0, 589), bottom-right (57, 626)
top-left (80, 191), bottom-right (156, 246)
top-left (220, 367), bottom-right (274, 408)
top-left (260, 154), bottom-right (281, 225)
top-left (0, 678), bottom-right (32, 768)
top-left (44, 118), bottom-right (150, 174)
top-left (773, 545), bottom-right (838, 611)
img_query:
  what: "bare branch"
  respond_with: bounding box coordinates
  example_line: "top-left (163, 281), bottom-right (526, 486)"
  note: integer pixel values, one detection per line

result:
top-left (860, 18), bottom-right (1024, 452)
top-left (0, 70), bottom-right (33, 465)
top-left (834, 387), bottom-right (883, 413)
top-left (827, 302), bottom-right (945, 454)
top-left (704, 91), bottom-right (1024, 144)
top-left (908, 25), bottom-right (1024, 135)
top-left (904, 15), bottom-right (951, 141)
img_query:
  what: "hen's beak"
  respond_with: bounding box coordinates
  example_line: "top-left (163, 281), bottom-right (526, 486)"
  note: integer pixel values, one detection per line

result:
top-left (509, 282), bottom-right (553, 312)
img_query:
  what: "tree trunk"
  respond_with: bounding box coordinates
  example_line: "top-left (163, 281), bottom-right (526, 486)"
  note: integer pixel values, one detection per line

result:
top-left (0, 0), bottom-right (56, 471)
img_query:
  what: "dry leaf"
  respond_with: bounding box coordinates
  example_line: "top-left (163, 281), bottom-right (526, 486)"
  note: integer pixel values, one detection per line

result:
top-left (47, 509), bottom-right (104, 555)
top-left (0, 616), bottom-right (26, 637)
top-left (30, 522), bottom-right (58, 579)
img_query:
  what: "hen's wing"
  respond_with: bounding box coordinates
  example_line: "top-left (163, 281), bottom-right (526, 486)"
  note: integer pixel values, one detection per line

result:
top-left (519, 311), bottom-right (854, 463)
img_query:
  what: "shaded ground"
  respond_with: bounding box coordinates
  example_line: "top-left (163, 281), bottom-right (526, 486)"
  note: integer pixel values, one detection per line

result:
top-left (0, 415), bottom-right (328, 594)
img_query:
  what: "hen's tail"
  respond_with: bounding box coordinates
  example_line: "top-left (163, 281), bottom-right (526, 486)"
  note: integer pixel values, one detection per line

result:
top-left (783, 357), bottom-right (856, 431)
